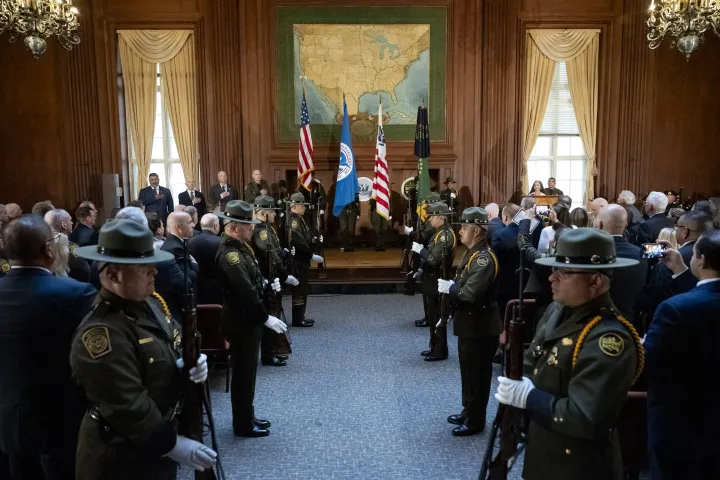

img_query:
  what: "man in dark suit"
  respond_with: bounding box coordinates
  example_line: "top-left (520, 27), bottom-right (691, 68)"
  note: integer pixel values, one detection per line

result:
top-left (209, 171), bottom-right (239, 212)
top-left (485, 203), bottom-right (504, 245)
top-left (617, 190), bottom-right (643, 229)
top-left (69, 204), bottom-right (99, 247)
top-left (44, 209), bottom-right (91, 282)
top-left (491, 203), bottom-right (525, 313)
top-left (157, 212), bottom-right (199, 319)
top-left (0, 215), bottom-right (97, 479)
top-left (188, 213), bottom-right (223, 305)
top-left (595, 205), bottom-right (647, 332)
top-left (138, 172), bottom-right (174, 226)
top-left (644, 230), bottom-right (720, 480)
top-left (178, 179), bottom-right (206, 225)
top-left (631, 191), bottom-right (673, 246)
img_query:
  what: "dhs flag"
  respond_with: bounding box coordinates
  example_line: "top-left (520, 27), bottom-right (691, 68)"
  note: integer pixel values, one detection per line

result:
top-left (332, 98), bottom-right (359, 216)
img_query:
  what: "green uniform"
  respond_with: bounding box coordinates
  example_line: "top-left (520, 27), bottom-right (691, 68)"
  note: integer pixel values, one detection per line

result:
top-left (275, 191), bottom-right (291, 234)
top-left (288, 212), bottom-right (313, 324)
top-left (70, 289), bottom-right (182, 480)
top-left (522, 293), bottom-right (639, 480)
top-left (338, 197), bottom-right (360, 250)
top-left (451, 243), bottom-right (502, 430)
top-left (419, 224), bottom-right (455, 357)
top-left (440, 188), bottom-right (459, 219)
top-left (243, 180), bottom-right (270, 203)
top-left (370, 199), bottom-right (390, 250)
top-left (216, 234), bottom-right (268, 432)
top-left (0, 249), bottom-right (9, 278)
top-left (415, 219), bottom-right (437, 325)
top-left (303, 181), bottom-right (327, 240)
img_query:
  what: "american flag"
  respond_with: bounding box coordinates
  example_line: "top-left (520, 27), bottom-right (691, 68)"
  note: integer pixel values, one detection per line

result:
top-left (298, 92), bottom-right (314, 190)
top-left (371, 102), bottom-right (390, 219)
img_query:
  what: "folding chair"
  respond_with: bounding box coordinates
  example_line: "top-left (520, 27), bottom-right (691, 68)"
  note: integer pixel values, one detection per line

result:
top-left (197, 304), bottom-right (230, 393)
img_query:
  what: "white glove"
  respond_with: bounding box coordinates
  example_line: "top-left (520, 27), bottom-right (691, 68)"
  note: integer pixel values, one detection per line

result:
top-left (438, 279), bottom-right (454, 294)
top-left (271, 278), bottom-right (281, 293)
top-left (264, 315), bottom-right (288, 334)
top-left (319, 210), bottom-right (324, 215)
top-left (356, 216), bottom-right (360, 220)
top-left (291, 247), bottom-right (296, 256)
top-left (412, 268), bottom-right (423, 279)
top-left (312, 254), bottom-right (324, 264)
top-left (188, 353), bottom-right (208, 384)
top-left (495, 376), bottom-right (535, 409)
top-left (389, 216), bottom-right (392, 220)
top-left (262, 278), bottom-right (268, 288)
top-left (285, 275), bottom-right (300, 286)
top-left (450, 192), bottom-right (456, 199)
top-left (280, 212), bottom-right (285, 218)
top-left (319, 235), bottom-right (323, 243)
top-left (411, 242), bottom-right (424, 254)
top-left (164, 436), bottom-right (217, 471)
top-left (404, 226), bottom-right (414, 235)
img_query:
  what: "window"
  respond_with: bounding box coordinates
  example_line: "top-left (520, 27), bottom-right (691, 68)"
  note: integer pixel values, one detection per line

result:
top-left (128, 65), bottom-right (186, 206)
top-left (528, 62), bottom-right (586, 209)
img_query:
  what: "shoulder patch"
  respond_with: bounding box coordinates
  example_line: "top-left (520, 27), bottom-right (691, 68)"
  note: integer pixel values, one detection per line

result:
top-left (0, 261), bottom-right (9, 273)
top-left (226, 251), bottom-right (240, 265)
top-left (291, 220), bottom-right (298, 229)
top-left (476, 256), bottom-right (489, 267)
top-left (598, 333), bottom-right (624, 357)
top-left (82, 326), bottom-right (112, 359)
top-left (259, 230), bottom-right (268, 241)
top-left (69, 243), bottom-right (78, 258)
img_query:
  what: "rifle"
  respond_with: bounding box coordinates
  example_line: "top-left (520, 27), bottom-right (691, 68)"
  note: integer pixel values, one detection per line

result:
top-left (479, 249), bottom-right (528, 480)
top-left (400, 196), bottom-right (413, 274)
top-left (314, 192), bottom-right (327, 279)
top-left (403, 201), bottom-right (423, 296)
top-left (179, 240), bottom-right (224, 480)
top-left (265, 218), bottom-right (292, 352)
top-left (431, 228), bottom-right (451, 356)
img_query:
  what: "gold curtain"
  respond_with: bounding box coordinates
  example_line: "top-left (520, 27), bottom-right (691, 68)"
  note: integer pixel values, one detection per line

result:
top-left (521, 33), bottom-right (556, 195)
top-left (529, 29), bottom-right (599, 63)
top-left (161, 34), bottom-right (198, 184)
top-left (118, 34), bottom-right (157, 186)
top-left (565, 34), bottom-right (600, 205)
top-left (117, 30), bottom-right (191, 63)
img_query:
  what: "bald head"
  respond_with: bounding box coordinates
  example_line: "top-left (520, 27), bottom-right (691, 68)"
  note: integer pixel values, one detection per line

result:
top-left (252, 170), bottom-right (262, 183)
top-left (167, 212), bottom-right (194, 240)
top-left (174, 204), bottom-right (187, 213)
top-left (485, 203), bottom-right (499, 220)
top-left (6, 203), bottom-right (22, 220)
top-left (44, 209), bottom-right (73, 235)
top-left (200, 213), bottom-right (220, 234)
top-left (589, 197), bottom-right (608, 217)
top-left (4, 215), bottom-right (54, 268)
top-left (218, 171), bottom-right (228, 183)
top-left (595, 204), bottom-right (627, 235)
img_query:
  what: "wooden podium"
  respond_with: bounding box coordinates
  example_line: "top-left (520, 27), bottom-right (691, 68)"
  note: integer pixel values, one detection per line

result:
top-left (522, 194), bottom-right (558, 205)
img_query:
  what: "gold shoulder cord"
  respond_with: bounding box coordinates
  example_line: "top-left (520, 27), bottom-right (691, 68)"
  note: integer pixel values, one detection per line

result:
top-left (433, 228), bottom-right (457, 249)
top-left (466, 248), bottom-right (499, 281)
top-left (572, 314), bottom-right (645, 383)
top-left (151, 292), bottom-right (171, 322)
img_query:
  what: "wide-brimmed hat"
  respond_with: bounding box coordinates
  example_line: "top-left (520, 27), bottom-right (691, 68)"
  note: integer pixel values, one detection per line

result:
top-left (253, 195), bottom-right (280, 211)
top-left (422, 192), bottom-right (442, 204)
top-left (427, 201), bottom-right (451, 216)
top-left (453, 207), bottom-right (488, 226)
top-left (445, 176), bottom-right (455, 184)
top-left (74, 220), bottom-right (174, 264)
top-left (287, 192), bottom-right (310, 205)
top-left (217, 200), bottom-right (261, 224)
top-left (535, 228), bottom-right (639, 269)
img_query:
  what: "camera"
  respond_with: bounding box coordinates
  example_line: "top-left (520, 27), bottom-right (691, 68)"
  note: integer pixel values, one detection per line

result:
top-left (642, 243), bottom-right (667, 259)
top-left (536, 204), bottom-right (550, 216)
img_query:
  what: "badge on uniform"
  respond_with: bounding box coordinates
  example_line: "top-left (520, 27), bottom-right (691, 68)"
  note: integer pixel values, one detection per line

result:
top-left (259, 230), bottom-right (268, 241)
top-left (291, 220), bottom-right (298, 229)
top-left (598, 333), bottom-right (624, 357)
top-left (226, 251), bottom-right (240, 265)
top-left (561, 337), bottom-right (573, 346)
top-left (69, 244), bottom-right (78, 258)
top-left (0, 261), bottom-right (9, 273)
top-left (82, 326), bottom-right (112, 359)
top-left (476, 256), bottom-right (489, 267)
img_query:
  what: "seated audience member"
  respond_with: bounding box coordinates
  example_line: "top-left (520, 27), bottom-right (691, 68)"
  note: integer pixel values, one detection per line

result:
top-left (631, 191), bottom-right (673, 246)
top-left (5, 203), bottom-right (23, 221)
top-left (127, 199), bottom-right (145, 211)
top-left (146, 212), bottom-right (165, 250)
top-left (44, 208), bottom-right (91, 282)
top-left (0, 215), bottom-right (96, 479)
top-left (69, 204), bottom-right (99, 247)
top-left (158, 212), bottom-right (199, 319)
top-left (644, 229), bottom-right (720, 480)
top-left (529, 180), bottom-right (544, 196)
top-left (617, 190), bottom-right (643, 229)
top-left (569, 207), bottom-right (591, 228)
top-left (188, 213), bottom-right (223, 305)
top-left (589, 197), bottom-right (608, 218)
top-left (657, 227), bottom-right (678, 250)
top-left (31, 201), bottom-right (55, 217)
top-left (491, 203), bottom-right (525, 312)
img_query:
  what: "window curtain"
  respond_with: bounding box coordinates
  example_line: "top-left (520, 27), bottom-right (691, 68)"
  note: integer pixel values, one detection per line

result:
top-left (527, 29), bottom-right (600, 204)
top-left (117, 30), bottom-right (197, 186)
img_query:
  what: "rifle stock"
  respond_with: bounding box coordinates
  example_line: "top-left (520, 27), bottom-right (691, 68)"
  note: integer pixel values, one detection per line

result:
top-left (266, 219), bottom-right (291, 350)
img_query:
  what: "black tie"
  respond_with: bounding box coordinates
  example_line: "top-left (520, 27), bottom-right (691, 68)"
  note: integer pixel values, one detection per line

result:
top-left (223, 185), bottom-right (227, 193)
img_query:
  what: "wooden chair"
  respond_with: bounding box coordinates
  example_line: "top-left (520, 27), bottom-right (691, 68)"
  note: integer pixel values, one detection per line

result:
top-left (197, 304), bottom-right (230, 393)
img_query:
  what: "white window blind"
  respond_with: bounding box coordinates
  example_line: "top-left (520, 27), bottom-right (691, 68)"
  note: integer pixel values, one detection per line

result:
top-left (540, 62), bottom-right (579, 135)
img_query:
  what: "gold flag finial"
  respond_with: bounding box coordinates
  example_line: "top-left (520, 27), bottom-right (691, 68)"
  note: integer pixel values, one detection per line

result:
top-left (299, 75), bottom-right (307, 95)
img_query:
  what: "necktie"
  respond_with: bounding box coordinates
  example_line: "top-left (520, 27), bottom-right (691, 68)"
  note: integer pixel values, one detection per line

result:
top-left (223, 185), bottom-right (227, 193)
top-left (190, 191), bottom-right (194, 199)
top-left (155, 187), bottom-right (159, 195)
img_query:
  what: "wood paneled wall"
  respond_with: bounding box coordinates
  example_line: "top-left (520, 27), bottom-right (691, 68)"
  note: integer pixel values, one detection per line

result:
top-left (1, 0), bottom-right (719, 212)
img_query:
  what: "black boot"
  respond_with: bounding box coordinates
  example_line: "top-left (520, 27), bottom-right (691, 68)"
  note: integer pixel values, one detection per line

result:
top-left (292, 304), bottom-right (313, 327)
top-left (302, 296), bottom-right (315, 324)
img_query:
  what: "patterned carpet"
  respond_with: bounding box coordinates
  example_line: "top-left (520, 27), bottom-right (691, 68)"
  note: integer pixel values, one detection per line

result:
top-left (181, 293), bottom-right (522, 480)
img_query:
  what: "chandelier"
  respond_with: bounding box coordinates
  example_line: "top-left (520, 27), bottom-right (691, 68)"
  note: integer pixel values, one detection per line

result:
top-left (647, 0), bottom-right (720, 59)
top-left (0, 0), bottom-right (80, 59)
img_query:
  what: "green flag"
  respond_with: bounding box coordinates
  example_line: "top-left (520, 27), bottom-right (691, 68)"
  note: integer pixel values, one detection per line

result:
top-left (414, 105), bottom-right (430, 219)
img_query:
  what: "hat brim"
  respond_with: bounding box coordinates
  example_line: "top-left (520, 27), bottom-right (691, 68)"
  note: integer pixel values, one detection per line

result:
top-left (534, 256), bottom-right (639, 269)
top-left (254, 205), bottom-right (281, 211)
top-left (73, 246), bottom-right (175, 265)
top-left (288, 201), bottom-right (311, 206)
top-left (452, 220), bottom-right (489, 226)
top-left (217, 212), bottom-right (261, 224)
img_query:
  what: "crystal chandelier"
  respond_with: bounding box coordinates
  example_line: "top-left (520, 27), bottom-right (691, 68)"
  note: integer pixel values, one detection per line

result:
top-left (0, 0), bottom-right (80, 59)
top-left (647, 0), bottom-right (720, 59)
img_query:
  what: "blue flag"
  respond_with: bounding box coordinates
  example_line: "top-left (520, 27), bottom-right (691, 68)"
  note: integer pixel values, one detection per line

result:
top-left (333, 100), bottom-right (359, 216)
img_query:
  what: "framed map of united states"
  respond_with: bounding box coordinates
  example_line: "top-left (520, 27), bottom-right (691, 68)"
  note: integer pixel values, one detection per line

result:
top-left (275, 6), bottom-right (447, 143)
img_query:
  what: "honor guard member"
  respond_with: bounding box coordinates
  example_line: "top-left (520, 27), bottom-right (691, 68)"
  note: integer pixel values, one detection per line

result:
top-left (0, 236), bottom-right (8, 278)
top-left (70, 220), bottom-right (216, 479)
top-left (440, 177), bottom-right (459, 221)
top-left (275, 180), bottom-right (291, 233)
top-left (370, 197), bottom-right (391, 251)
top-left (494, 228), bottom-right (644, 480)
top-left (252, 195), bottom-right (300, 367)
top-left (216, 201), bottom-right (287, 437)
top-left (439, 207), bottom-right (501, 436)
top-left (339, 193), bottom-right (360, 252)
top-left (287, 193), bottom-right (324, 327)
top-left (411, 201), bottom-right (456, 361)
top-left (302, 178), bottom-right (327, 239)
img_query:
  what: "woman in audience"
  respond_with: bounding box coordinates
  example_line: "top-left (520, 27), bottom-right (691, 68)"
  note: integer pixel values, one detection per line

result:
top-left (657, 227), bottom-right (678, 249)
top-left (569, 207), bottom-right (591, 228)
top-left (146, 212), bottom-right (165, 250)
top-left (529, 180), bottom-right (544, 196)
top-left (50, 232), bottom-right (70, 277)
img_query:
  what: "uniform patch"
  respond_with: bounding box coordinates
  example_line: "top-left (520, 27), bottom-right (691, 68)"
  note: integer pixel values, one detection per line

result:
top-left (440, 234), bottom-right (447, 242)
top-left (476, 256), bottom-right (489, 267)
top-left (561, 337), bottom-right (573, 347)
top-left (291, 220), bottom-right (298, 229)
top-left (82, 327), bottom-right (112, 359)
top-left (226, 251), bottom-right (240, 265)
top-left (598, 333), bottom-right (624, 357)
top-left (260, 230), bottom-right (268, 241)
top-left (69, 243), bottom-right (78, 258)
top-left (0, 261), bottom-right (9, 273)
top-left (138, 337), bottom-right (154, 345)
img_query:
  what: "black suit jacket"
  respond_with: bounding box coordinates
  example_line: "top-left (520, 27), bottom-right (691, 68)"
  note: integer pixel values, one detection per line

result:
top-left (156, 235), bottom-right (199, 319)
top-left (188, 230), bottom-right (223, 305)
top-left (632, 213), bottom-right (674, 246)
top-left (69, 223), bottom-right (99, 247)
top-left (486, 217), bottom-right (504, 245)
top-left (0, 269), bottom-right (96, 455)
top-left (209, 184), bottom-right (238, 211)
top-left (491, 222), bottom-right (527, 300)
top-left (609, 236), bottom-right (647, 333)
top-left (178, 190), bottom-right (207, 227)
top-left (138, 185), bottom-right (174, 224)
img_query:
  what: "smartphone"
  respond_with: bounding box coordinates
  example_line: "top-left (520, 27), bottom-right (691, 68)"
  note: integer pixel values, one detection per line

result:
top-left (642, 243), bottom-right (667, 259)
top-left (536, 204), bottom-right (550, 215)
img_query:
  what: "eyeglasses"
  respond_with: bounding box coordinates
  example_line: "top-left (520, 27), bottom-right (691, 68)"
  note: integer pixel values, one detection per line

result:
top-left (46, 233), bottom-right (62, 245)
top-left (551, 268), bottom-right (598, 279)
